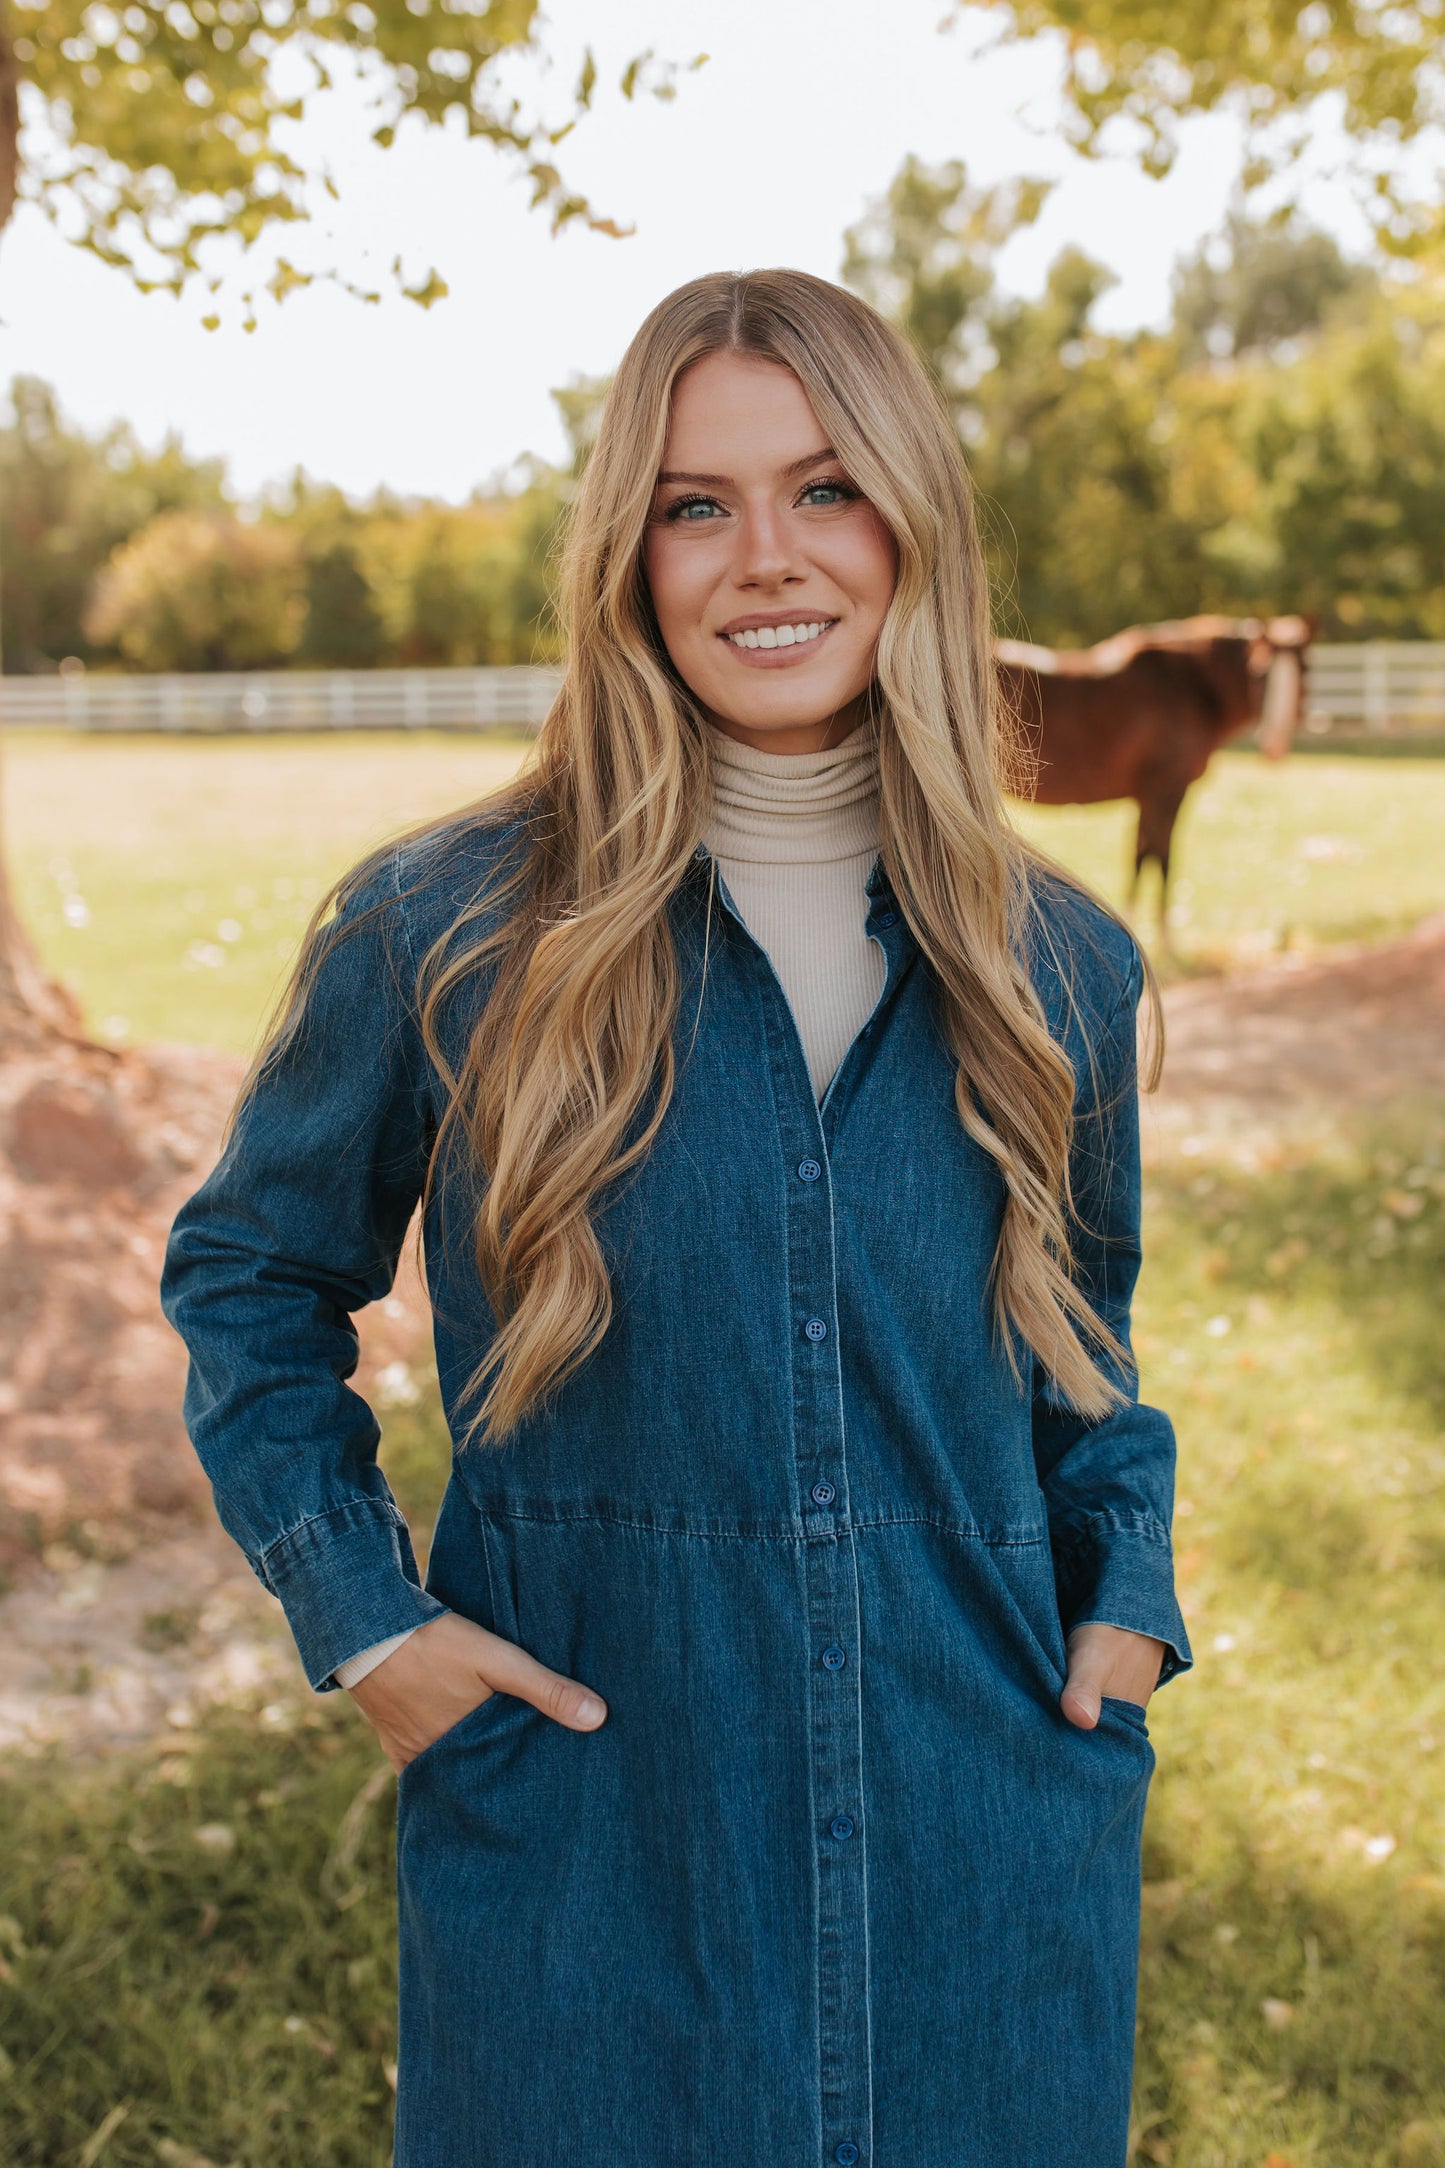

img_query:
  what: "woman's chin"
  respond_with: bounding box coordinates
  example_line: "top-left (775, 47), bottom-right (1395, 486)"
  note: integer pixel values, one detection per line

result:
top-left (703, 678), bottom-right (869, 738)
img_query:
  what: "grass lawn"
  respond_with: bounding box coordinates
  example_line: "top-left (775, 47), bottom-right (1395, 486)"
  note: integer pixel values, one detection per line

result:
top-left (1, 730), bottom-right (1442, 2165)
top-left (5, 730), bottom-right (1445, 1053)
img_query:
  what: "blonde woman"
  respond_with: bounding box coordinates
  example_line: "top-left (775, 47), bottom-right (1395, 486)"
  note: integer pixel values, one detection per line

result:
top-left (163, 269), bottom-right (1191, 2168)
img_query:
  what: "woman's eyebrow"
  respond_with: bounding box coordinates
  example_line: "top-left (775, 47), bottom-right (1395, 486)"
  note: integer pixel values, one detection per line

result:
top-left (655, 449), bottom-right (840, 488)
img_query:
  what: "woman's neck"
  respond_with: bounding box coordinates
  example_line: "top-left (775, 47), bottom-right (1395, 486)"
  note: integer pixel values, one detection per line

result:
top-left (701, 716), bottom-right (880, 866)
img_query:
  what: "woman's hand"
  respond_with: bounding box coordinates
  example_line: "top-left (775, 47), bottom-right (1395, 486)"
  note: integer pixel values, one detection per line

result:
top-left (1060, 1622), bottom-right (1164, 1731)
top-left (347, 1610), bottom-right (608, 1772)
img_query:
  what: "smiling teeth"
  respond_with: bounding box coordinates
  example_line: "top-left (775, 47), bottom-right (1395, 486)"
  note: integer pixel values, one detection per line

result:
top-left (728, 622), bottom-right (829, 650)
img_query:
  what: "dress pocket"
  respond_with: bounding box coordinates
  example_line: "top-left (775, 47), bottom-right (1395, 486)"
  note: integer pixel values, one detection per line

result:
top-left (397, 1688), bottom-right (510, 1781)
top-left (1099, 1694), bottom-right (1150, 1735)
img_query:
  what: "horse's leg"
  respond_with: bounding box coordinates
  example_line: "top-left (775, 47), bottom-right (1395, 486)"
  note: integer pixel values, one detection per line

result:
top-left (1135, 778), bottom-right (1190, 955)
top-left (1128, 818), bottom-right (1153, 919)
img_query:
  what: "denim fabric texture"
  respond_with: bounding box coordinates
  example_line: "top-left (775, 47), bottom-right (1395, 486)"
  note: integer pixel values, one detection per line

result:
top-left (162, 820), bottom-right (1192, 2168)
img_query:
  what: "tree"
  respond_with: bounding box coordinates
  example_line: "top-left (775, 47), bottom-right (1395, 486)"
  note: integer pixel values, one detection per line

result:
top-left (355, 483), bottom-right (561, 667)
top-left (551, 375), bottom-right (614, 477)
top-left (841, 155), bottom-right (1051, 399)
top-left (0, 2), bottom-right (693, 318)
top-left (1206, 289), bottom-right (1445, 639)
top-left (84, 507), bottom-right (305, 669)
top-left (844, 155), bottom-right (1445, 645)
top-left (1172, 209), bottom-right (1378, 362)
top-left (0, 0), bottom-right (689, 1038)
top-left (953, 0), bottom-right (1445, 253)
top-left (842, 160), bottom-right (1217, 640)
top-left (0, 374), bottom-right (228, 669)
top-left (295, 536), bottom-right (387, 670)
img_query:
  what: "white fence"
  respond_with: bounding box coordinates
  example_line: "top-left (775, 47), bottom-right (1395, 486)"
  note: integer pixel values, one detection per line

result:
top-left (1299, 643), bottom-right (1445, 735)
top-left (2, 645), bottom-right (1444, 736)
top-left (0, 665), bottom-right (563, 734)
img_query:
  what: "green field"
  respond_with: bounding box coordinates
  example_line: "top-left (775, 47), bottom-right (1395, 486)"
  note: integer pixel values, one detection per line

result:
top-left (1, 731), bottom-right (1442, 2166)
top-left (6, 730), bottom-right (1445, 1052)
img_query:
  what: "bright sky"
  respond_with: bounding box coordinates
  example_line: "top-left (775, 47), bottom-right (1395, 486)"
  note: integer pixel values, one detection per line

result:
top-left (0, 0), bottom-right (1364, 504)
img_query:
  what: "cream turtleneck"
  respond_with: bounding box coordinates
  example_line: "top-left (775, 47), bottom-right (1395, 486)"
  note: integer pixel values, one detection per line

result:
top-left (701, 717), bottom-right (885, 1100)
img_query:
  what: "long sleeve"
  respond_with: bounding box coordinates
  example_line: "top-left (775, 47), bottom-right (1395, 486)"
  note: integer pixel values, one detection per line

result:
top-left (333, 1625), bottom-right (425, 1690)
top-left (160, 851), bottom-right (450, 1691)
top-left (1032, 946), bottom-right (1193, 1686)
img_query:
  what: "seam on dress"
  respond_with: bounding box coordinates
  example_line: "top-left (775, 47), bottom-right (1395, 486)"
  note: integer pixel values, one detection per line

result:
top-left (258, 1494), bottom-right (406, 1571)
top-left (1050, 1508), bottom-right (1173, 1552)
top-left (445, 1500), bottom-right (1052, 1546)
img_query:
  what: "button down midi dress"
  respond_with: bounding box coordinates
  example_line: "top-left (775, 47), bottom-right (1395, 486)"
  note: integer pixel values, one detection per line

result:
top-left (162, 818), bottom-right (1191, 2168)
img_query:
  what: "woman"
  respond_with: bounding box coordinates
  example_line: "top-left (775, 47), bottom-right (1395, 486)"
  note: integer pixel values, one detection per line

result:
top-left (163, 268), bottom-right (1190, 2168)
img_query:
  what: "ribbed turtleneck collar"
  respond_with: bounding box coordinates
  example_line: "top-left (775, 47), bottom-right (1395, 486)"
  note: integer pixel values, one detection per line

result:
top-left (701, 717), bottom-right (881, 866)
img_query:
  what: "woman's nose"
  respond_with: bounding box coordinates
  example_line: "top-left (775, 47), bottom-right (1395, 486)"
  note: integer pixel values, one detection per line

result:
top-left (734, 502), bottom-right (803, 587)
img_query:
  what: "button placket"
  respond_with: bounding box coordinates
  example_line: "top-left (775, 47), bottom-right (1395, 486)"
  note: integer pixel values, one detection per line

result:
top-left (748, 946), bottom-right (872, 2167)
top-left (807, 1517), bottom-right (871, 2164)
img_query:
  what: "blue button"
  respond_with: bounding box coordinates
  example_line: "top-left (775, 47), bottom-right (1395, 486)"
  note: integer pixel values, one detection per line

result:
top-left (830, 1814), bottom-right (855, 1841)
top-left (803, 1317), bottom-right (828, 1343)
top-left (876, 910), bottom-right (898, 929)
top-left (810, 1479), bottom-right (835, 1506)
top-left (836, 2146), bottom-right (860, 2166)
top-left (821, 1645), bottom-right (846, 1671)
top-left (797, 1158), bottom-right (822, 1183)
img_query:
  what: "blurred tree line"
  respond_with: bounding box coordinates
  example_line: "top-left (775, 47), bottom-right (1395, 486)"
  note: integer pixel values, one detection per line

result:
top-left (3, 191), bottom-right (1443, 674)
top-left (844, 164), bottom-right (1445, 646)
top-left (0, 390), bottom-right (572, 674)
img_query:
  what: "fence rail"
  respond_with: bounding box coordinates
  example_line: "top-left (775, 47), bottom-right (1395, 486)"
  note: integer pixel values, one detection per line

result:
top-left (2, 644), bottom-right (1444, 736)
top-left (0, 665), bottom-right (563, 734)
top-left (1297, 643), bottom-right (1445, 734)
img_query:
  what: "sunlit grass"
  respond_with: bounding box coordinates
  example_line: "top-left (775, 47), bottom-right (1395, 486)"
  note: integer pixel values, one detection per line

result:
top-left (5, 733), bottom-right (1445, 1051)
top-left (0, 1703), bottom-right (401, 2168)
top-left (3, 730), bottom-right (534, 1054)
top-left (1129, 1109), bottom-right (1445, 2166)
top-left (1010, 755), bottom-right (1445, 966)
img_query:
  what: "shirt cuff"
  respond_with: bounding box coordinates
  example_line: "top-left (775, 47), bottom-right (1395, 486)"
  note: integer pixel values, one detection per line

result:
top-left (256, 1495), bottom-right (449, 1693)
top-left (1051, 1511), bottom-right (1193, 1687)
top-left (333, 1625), bottom-right (428, 1690)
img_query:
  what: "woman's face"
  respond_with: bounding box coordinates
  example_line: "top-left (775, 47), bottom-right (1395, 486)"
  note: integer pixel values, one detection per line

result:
top-left (642, 351), bottom-right (898, 755)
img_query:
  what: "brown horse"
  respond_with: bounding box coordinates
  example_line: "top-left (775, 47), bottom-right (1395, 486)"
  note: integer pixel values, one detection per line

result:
top-left (997, 615), bottom-right (1313, 923)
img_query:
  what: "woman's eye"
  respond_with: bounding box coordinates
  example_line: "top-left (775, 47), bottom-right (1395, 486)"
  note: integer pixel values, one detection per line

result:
top-left (665, 495), bottom-right (725, 523)
top-left (799, 480), bottom-right (856, 508)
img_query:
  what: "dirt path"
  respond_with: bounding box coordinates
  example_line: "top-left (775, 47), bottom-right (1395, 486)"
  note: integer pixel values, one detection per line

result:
top-left (0, 1033), bottom-right (433, 1757)
top-left (1156, 911), bottom-right (1445, 1115)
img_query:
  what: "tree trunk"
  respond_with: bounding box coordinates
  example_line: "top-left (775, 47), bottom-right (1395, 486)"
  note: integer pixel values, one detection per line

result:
top-left (0, 1), bottom-right (88, 1051)
top-left (0, 0), bottom-right (16, 237)
top-left (0, 798), bottom-right (89, 1048)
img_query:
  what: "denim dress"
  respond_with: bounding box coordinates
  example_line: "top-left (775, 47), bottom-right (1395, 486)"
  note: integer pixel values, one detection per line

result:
top-left (162, 819), bottom-right (1191, 2168)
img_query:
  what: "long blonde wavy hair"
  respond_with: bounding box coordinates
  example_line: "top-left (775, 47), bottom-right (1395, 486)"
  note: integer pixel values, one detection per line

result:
top-left (248, 268), bottom-right (1158, 1441)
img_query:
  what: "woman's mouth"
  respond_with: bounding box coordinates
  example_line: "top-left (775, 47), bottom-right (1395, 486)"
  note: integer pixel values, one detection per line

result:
top-left (717, 617), bottom-right (838, 664)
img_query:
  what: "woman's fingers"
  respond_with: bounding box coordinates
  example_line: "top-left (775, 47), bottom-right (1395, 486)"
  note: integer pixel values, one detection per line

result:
top-left (345, 1610), bottom-right (607, 1775)
top-left (1060, 1622), bottom-right (1165, 1731)
top-left (1060, 1639), bottom-right (1108, 1731)
top-left (475, 1631), bottom-right (608, 1731)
